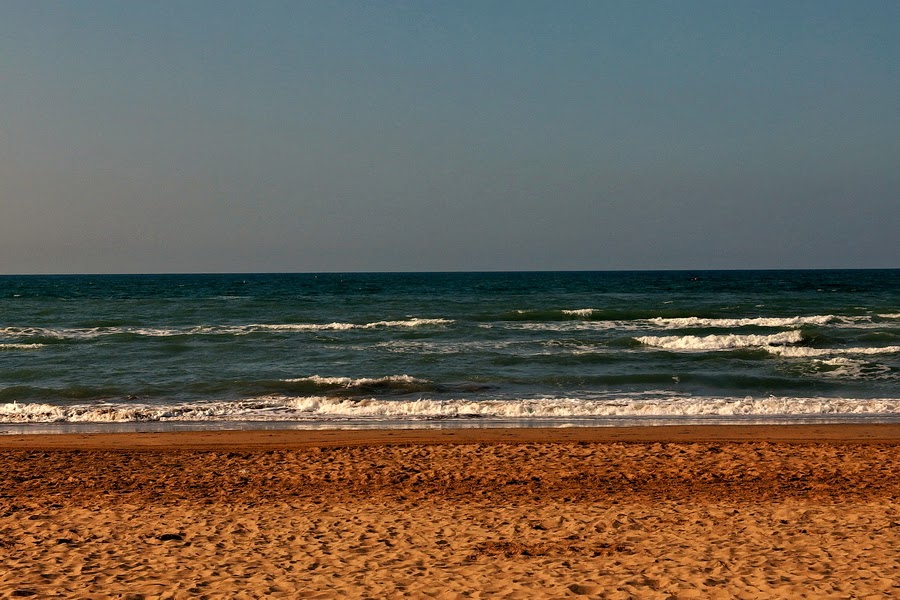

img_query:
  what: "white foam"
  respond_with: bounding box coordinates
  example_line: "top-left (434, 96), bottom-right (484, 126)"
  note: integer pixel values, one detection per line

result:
top-left (370, 340), bottom-right (514, 354)
top-left (0, 318), bottom-right (454, 340)
top-left (282, 375), bottom-right (428, 387)
top-left (6, 312), bottom-right (884, 342)
top-left (0, 401), bottom-right (266, 423)
top-left (361, 318), bottom-right (454, 328)
top-left (277, 395), bottom-right (900, 419)
top-left (766, 345), bottom-right (900, 358)
top-left (648, 315), bottom-right (840, 328)
top-left (0, 326), bottom-right (66, 338)
top-left (812, 358), bottom-right (893, 379)
top-left (0, 325), bottom-right (186, 339)
top-left (635, 330), bottom-right (804, 351)
top-left (5, 394), bottom-right (900, 424)
top-left (505, 321), bottom-right (634, 332)
top-left (0, 343), bottom-right (45, 350)
top-left (816, 357), bottom-right (863, 375)
top-left (251, 323), bottom-right (354, 332)
top-left (201, 318), bottom-right (454, 334)
top-left (502, 313), bottom-right (884, 333)
top-left (561, 309), bottom-right (596, 317)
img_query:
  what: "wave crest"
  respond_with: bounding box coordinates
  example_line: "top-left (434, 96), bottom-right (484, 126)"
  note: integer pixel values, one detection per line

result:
top-left (279, 374), bottom-right (433, 395)
top-left (648, 315), bottom-right (839, 328)
top-left (767, 345), bottom-right (900, 358)
top-left (635, 331), bottom-right (804, 351)
top-left (0, 343), bottom-right (45, 350)
top-left (5, 394), bottom-right (900, 424)
top-left (0, 318), bottom-right (454, 340)
top-left (561, 309), bottom-right (596, 318)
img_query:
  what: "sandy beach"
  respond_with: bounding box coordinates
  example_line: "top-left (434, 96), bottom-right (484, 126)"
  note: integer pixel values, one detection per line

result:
top-left (2, 424), bottom-right (900, 599)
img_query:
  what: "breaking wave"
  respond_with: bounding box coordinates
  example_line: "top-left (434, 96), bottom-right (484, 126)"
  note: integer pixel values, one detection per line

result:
top-left (635, 331), bottom-right (805, 351)
top-left (0, 343), bottom-right (45, 351)
top-left (4, 394), bottom-right (900, 424)
top-left (251, 319), bottom-right (454, 331)
top-left (282, 375), bottom-right (426, 386)
top-left (766, 345), bottom-right (900, 358)
top-left (279, 375), bottom-right (434, 395)
top-left (810, 358), bottom-right (894, 380)
top-left (495, 313), bottom-right (887, 333)
top-left (647, 315), bottom-right (841, 328)
top-left (0, 318), bottom-right (453, 340)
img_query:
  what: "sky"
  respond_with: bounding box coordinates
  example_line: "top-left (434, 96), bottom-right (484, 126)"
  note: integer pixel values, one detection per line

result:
top-left (1, 1), bottom-right (897, 273)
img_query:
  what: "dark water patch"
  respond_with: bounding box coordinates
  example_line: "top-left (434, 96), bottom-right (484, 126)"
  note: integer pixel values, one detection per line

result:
top-left (490, 352), bottom-right (627, 367)
top-left (684, 373), bottom-right (841, 393)
top-left (858, 331), bottom-right (900, 342)
top-left (725, 348), bottom-right (773, 360)
top-left (0, 384), bottom-right (124, 402)
top-left (0, 368), bottom-right (43, 382)
top-left (513, 372), bottom-right (825, 392)
top-left (79, 318), bottom-right (146, 328)
top-left (607, 337), bottom-right (645, 348)
top-left (537, 373), bottom-right (685, 387)
top-left (155, 342), bottom-right (195, 355)
top-left (796, 327), bottom-right (838, 347)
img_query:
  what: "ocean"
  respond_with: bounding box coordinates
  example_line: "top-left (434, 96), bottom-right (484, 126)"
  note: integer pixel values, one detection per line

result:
top-left (1, 270), bottom-right (898, 433)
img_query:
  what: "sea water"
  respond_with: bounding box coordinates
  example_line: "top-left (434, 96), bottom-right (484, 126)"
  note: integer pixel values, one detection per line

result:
top-left (0, 270), bottom-right (898, 433)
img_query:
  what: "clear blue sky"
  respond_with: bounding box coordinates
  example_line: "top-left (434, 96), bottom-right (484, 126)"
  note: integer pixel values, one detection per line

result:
top-left (1, 1), bottom-right (897, 273)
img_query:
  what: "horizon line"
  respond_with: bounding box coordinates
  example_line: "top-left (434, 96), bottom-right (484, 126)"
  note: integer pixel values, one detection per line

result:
top-left (2, 267), bottom-right (898, 277)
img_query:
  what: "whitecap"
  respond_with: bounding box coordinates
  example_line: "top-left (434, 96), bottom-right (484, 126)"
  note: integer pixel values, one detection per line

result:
top-left (6, 393), bottom-right (900, 424)
top-left (281, 375), bottom-right (428, 387)
top-left (648, 315), bottom-right (840, 328)
top-left (811, 358), bottom-right (893, 379)
top-left (635, 330), bottom-right (804, 351)
top-left (767, 345), bottom-right (900, 358)
top-left (561, 309), bottom-right (596, 317)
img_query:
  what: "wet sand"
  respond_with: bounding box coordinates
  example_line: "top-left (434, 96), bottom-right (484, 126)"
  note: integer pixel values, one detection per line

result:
top-left (2, 424), bottom-right (900, 598)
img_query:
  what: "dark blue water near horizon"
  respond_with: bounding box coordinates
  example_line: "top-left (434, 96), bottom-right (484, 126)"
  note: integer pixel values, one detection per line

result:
top-left (1, 270), bottom-right (898, 432)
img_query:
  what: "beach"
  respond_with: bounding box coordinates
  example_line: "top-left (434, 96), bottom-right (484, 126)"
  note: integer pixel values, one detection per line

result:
top-left (2, 425), bottom-right (900, 598)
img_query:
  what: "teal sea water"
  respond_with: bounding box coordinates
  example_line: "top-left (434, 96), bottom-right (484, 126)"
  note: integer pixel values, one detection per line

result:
top-left (1, 270), bottom-right (898, 433)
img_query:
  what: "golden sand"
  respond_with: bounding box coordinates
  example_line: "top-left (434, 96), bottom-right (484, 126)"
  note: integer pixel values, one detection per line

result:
top-left (2, 425), bottom-right (899, 598)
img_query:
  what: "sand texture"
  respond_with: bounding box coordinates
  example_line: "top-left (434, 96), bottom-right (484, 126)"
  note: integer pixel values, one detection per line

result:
top-left (1, 425), bottom-right (900, 598)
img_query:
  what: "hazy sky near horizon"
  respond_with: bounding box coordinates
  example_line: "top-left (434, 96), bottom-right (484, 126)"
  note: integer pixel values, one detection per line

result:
top-left (1, 1), bottom-right (897, 273)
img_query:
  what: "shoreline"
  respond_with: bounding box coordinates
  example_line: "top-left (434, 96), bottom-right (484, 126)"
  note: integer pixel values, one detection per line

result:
top-left (3, 422), bottom-right (900, 450)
